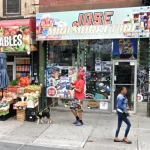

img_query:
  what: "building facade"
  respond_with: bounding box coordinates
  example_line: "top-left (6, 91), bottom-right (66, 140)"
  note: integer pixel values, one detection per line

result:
top-left (39, 0), bottom-right (142, 12)
top-left (0, 0), bottom-right (39, 18)
top-left (37, 0), bottom-right (150, 113)
top-left (0, 0), bottom-right (40, 88)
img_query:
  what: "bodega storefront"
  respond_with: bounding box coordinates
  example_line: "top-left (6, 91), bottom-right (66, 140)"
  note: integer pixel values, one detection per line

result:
top-left (0, 19), bottom-right (38, 82)
top-left (36, 6), bottom-right (150, 113)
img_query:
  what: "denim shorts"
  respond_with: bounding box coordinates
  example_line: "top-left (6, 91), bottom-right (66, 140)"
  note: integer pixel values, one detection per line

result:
top-left (70, 98), bottom-right (83, 112)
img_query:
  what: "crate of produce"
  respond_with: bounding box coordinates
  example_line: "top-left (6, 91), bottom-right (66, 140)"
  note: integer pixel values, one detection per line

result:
top-left (17, 88), bottom-right (25, 94)
top-left (7, 87), bottom-right (18, 93)
top-left (24, 89), bottom-right (41, 93)
top-left (13, 101), bottom-right (27, 110)
top-left (24, 85), bottom-right (42, 94)
top-left (16, 109), bottom-right (26, 121)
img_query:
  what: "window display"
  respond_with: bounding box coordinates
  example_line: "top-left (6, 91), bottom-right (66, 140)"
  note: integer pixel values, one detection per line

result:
top-left (84, 40), bottom-right (112, 102)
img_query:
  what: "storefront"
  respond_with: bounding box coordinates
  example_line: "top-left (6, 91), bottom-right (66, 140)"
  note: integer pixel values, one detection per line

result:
top-left (0, 19), bottom-right (41, 121)
top-left (36, 6), bottom-right (150, 113)
top-left (0, 18), bottom-right (38, 83)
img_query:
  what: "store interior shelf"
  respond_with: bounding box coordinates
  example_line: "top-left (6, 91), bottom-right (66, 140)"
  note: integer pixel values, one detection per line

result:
top-left (16, 71), bottom-right (30, 73)
top-left (16, 64), bottom-right (30, 65)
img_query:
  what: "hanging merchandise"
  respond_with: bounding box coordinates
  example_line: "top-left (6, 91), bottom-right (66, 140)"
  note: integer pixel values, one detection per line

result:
top-left (0, 53), bottom-right (9, 99)
top-left (95, 57), bottom-right (102, 71)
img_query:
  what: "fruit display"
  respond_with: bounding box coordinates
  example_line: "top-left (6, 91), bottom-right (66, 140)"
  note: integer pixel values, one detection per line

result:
top-left (18, 76), bottom-right (30, 87)
top-left (24, 85), bottom-right (42, 93)
top-left (7, 92), bottom-right (17, 100)
top-left (7, 87), bottom-right (18, 93)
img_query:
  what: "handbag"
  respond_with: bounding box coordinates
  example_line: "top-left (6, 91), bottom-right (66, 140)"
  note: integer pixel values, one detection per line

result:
top-left (123, 112), bottom-right (130, 117)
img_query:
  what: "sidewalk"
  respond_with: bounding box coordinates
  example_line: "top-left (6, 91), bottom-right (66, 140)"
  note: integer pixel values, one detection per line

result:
top-left (0, 111), bottom-right (149, 150)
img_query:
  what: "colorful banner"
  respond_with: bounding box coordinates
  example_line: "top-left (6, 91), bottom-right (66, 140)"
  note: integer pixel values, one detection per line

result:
top-left (46, 66), bottom-right (86, 98)
top-left (36, 6), bottom-right (150, 40)
top-left (0, 19), bottom-right (37, 52)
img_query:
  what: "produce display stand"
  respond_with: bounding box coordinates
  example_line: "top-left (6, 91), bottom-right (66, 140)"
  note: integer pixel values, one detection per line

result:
top-left (0, 85), bottom-right (42, 121)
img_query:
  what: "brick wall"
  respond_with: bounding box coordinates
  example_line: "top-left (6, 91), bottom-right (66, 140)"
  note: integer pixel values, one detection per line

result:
top-left (40, 0), bottom-right (143, 12)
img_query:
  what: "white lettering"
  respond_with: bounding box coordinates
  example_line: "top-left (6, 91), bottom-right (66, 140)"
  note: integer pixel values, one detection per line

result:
top-left (4, 37), bottom-right (9, 46)
top-left (13, 35), bottom-right (18, 46)
top-left (46, 23), bottom-right (149, 39)
top-left (9, 36), bottom-right (13, 46)
top-left (17, 34), bottom-right (23, 46)
top-left (0, 37), bottom-right (3, 46)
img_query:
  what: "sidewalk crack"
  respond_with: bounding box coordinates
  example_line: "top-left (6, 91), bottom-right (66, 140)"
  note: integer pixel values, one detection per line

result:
top-left (81, 114), bottom-right (101, 148)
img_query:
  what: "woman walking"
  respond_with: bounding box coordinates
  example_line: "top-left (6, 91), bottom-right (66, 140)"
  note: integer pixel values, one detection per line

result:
top-left (114, 86), bottom-right (132, 144)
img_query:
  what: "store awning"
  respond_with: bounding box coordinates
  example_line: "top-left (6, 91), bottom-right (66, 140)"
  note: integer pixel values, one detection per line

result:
top-left (0, 18), bottom-right (37, 53)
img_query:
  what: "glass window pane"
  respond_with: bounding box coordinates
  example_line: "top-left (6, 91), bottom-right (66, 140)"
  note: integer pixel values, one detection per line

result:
top-left (114, 62), bottom-right (135, 84)
top-left (6, 0), bottom-right (20, 14)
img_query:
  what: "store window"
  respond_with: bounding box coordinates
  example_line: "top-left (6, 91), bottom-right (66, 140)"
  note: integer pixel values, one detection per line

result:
top-left (47, 40), bottom-right (112, 101)
top-left (47, 41), bottom-right (78, 66)
top-left (3, 0), bottom-right (21, 16)
top-left (82, 40), bottom-right (112, 100)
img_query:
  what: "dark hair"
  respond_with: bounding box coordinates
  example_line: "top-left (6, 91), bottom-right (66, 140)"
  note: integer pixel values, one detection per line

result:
top-left (120, 86), bottom-right (126, 92)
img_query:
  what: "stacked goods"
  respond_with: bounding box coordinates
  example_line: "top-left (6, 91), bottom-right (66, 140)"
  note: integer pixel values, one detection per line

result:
top-left (23, 92), bottom-right (40, 108)
top-left (24, 85), bottom-right (42, 93)
top-left (18, 76), bottom-right (30, 87)
top-left (16, 110), bottom-right (26, 121)
top-left (7, 87), bottom-right (18, 93)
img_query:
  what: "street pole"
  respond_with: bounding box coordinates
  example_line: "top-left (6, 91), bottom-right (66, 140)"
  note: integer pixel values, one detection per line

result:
top-left (39, 41), bottom-right (46, 109)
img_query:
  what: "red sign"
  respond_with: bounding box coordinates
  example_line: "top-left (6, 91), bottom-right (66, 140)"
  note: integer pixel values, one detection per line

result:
top-left (47, 87), bottom-right (57, 97)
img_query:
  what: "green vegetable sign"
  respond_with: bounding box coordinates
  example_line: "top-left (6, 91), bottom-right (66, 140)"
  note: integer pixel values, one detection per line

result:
top-left (0, 19), bottom-right (37, 52)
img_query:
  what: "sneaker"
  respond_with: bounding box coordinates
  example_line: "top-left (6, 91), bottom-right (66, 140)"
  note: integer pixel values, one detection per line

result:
top-left (75, 121), bottom-right (83, 126)
top-left (73, 120), bottom-right (79, 124)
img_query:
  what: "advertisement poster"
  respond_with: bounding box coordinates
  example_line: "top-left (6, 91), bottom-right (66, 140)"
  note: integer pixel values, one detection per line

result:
top-left (36, 6), bottom-right (150, 40)
top-left (0, 19), bottom-right (37, 52)
top-left (46, 66), bottom-right (86, 98)
top-left (113, 39), bottom-right (138, 58)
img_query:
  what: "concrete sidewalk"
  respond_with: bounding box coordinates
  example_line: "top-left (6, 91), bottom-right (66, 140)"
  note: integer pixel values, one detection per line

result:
top-left (0, 111), bottom-right (149, 150)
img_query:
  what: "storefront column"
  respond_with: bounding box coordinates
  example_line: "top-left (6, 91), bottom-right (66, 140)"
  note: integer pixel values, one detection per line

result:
top-left (39, 41), bottom-right (46, 109)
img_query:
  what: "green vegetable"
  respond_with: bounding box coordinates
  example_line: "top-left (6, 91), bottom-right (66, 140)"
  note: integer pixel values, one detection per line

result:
top-left (10, 79), bottom-right (19, 86)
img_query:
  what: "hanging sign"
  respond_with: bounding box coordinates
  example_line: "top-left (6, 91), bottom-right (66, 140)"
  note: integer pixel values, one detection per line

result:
top-left (0, 19), bottom-right (37, 52)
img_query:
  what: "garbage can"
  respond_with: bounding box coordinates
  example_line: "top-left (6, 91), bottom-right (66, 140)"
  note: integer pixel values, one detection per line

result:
top-left (147, 92), bottom-right (150, 117)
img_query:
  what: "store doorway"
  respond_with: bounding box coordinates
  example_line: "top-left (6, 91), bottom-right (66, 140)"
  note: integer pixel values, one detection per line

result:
top-left (7, 62), bottom-right (16, 81)
top-left (112, 60), bottom-right (137, 113)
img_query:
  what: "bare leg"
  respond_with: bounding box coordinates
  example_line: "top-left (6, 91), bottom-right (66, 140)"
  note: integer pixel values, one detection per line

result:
top-left (78, 111), bottom-right (82, 120)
